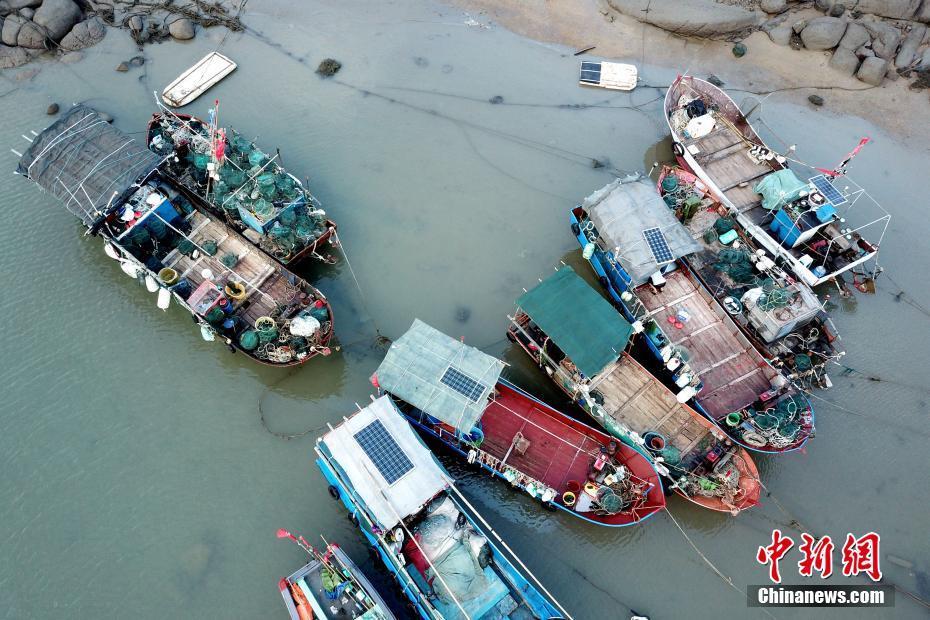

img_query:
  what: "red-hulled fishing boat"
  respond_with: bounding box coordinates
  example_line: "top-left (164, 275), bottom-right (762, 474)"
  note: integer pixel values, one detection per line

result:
top-left (374, 319), bottom-right (666, 527)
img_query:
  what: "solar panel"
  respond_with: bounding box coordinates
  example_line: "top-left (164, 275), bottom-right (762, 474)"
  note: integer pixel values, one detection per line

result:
top-left (579, 61), bottom-right (602, 85)
top-left (643, 227), bottom-right (674, 265)
top-left (353, 419), bottom-right (414, 485)
top-left (440, 366), bottom-right (486, 403)
top-left (809, 175), bottom-right (848, 207)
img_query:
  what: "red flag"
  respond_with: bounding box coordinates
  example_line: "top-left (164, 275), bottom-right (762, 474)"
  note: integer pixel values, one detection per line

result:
top-left (817, 137), bottom-right (870, 178)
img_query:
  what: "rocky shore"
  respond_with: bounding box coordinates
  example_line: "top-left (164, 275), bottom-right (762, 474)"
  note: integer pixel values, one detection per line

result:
top-left (0, 0), bottom-right (242, 69)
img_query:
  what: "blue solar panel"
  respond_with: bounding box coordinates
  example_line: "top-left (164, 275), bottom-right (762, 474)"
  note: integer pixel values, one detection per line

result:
top-left (579, 61), bottom-right (602, 84)
top-left (643, 227), bottom-right (674, 265)
top-left (353, 420), bottom-right (414, 484)
top-left (809, 175), bottom-right (847, 207)
top-left (440, 367), bottom-right (485, 403)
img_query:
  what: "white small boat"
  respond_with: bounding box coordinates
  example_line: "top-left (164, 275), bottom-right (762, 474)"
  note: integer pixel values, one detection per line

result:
top-left (579, 61), bottom-right (637, 91)
top-left (162, 52), bottom-right (237, 107)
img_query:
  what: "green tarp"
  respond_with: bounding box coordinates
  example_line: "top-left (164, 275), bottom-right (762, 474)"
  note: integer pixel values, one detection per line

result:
top-left (375, 319), bottom-right (504, 432)
top-left (754, 169), bottom-right (808, 211)
top-left (517, 266), bottom-right (633, 378)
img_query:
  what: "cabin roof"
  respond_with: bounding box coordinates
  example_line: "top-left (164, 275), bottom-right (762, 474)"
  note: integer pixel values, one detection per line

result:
top-left (17, 105), bottom-right (162, 227)
top-left (517, 266), bottom-right (633, 378)
top-left (585, 177), bottom-right (702, 286)
top-left (320, 396), bottom-right (449, 531)
top-left (375, 319), bottom-right (504, 433)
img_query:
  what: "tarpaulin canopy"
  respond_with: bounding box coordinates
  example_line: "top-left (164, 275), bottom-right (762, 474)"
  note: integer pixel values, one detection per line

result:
top-left (375, 319), bottom-right (504, 432)
top-left (754, 168), bottom-right (808, 211)
top-left (585, 177), bottom-right (702, 287)
top-left (16, 105), bottom-right (162, 227)
top-left (517, 266), bottom-right (633, 378)
top-left (319, 396), bottom-right (449, 531)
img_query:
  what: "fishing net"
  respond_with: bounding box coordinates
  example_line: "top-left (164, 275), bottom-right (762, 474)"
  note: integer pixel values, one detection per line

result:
top-left (220, 252), bottom-right (239, 268)
top-left (658, 445), bottom-right (682, 466)
top-left (239, 330), bottom-right (259, 350)
top-left (146, 217), bottom-right (167, 239)
top-left (713, 217), bottom-right (735, 235)
top-left (201, 240), bottom-right (218, 256)
top-left (757, 287), bottom-right (792, 310)
top-left (177, 238), bottom-right (196, 257)
top-left (205, 307), bottom-right (225, 325)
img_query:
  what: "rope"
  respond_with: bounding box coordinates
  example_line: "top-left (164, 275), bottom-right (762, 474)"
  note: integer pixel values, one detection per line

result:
top-left (332, 231), bottom-right (383, 338)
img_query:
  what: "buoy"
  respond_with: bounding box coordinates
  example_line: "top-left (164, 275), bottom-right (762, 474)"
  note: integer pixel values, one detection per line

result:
top-left (562, 491), bottom-right (576, 507)
top-left (200, 324), bottom-right (215, 341)
top-left (582, 242), bottom-right (596, 260)
top-left (120, 261), bottom-right (139, 278)
top-left (743, 432), bottom-right (767, 448)
top-left (157, 287), bottom-right (171, 310)
top-left (103, 243), bottom-right (120, 259)
top-left (145, 275), bottom-right (159, 292)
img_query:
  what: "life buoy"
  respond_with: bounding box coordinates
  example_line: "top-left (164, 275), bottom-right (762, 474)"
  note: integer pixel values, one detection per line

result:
top-left (327, 485), bottom-right (340, 499)
top-left (672, 141), bottom-right (685, 157)
top-left (742, 431), bottom-right (767, 448)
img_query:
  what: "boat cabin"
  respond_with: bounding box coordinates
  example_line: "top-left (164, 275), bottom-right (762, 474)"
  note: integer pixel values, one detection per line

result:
top-left (374, 319), bottom-right (666, 525)
top-left (569, 179), bottom-right (814, 453)
top-left (315, 396), bottom-right (564, 620)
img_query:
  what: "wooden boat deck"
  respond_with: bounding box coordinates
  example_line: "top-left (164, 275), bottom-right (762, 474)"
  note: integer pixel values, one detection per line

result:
top-left (634, 268), bottom-right (773, 417)
top-left (163, 211), bottom-right (292, 321)
top-left (591, 354), bottom-right (707, 457)
top-left (480, 385), bottom-right (601, 492)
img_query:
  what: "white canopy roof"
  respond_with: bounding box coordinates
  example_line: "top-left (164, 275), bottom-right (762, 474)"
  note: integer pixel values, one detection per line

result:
top-left (319, 396), bottom-right (449, 530)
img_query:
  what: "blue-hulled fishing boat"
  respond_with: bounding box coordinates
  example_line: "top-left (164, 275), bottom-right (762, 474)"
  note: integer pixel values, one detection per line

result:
top-left (315, 395), bottom-right (569, 620)
top-left (277, 533), bottom-right (395, 620)
top-left (568, 176), bottom-right (814, 454)
top-left (372, 319), bottom-right (666, 527)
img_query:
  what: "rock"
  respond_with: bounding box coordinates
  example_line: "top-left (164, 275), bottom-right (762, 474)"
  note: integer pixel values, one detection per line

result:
top-left (46, 101), bottom-right (58, 114)
top-left (767, 23), bottom-right (792, 45)
top-left (115, 60), bottom-right (127, 71)
top-left (6, 0), bottom-right (41, 8)
top-left (707, 74), bottom-right (725, 87)
top-left (814, 0), bottom-right (831, 11)
top-left (830, 47), bottom-right (861, 74)
top-left (838, 22), bottom-right (870, 50)
top-left (167, 17), bottom-right (194, 40)
top-left (895, 23), bottom-right (926, 68)
top-left (792, 19), bottom-right (808, 34)
top-left (917, 3), bottom-right (930, 23)
top-left (18, 6), bottom-right (32, 18)
top-left (808, 94), bottom-right (825, 106)
top-left (98, 111), bottom-right (112, 122)
top-left (602, 0), bottom-right (762, 37)
top-left (855, 43), bottom-right (875, 58)
top-left (917, 47), bottom-right (930, 70)
top-left (857, 56), bottom-right (889, 84)
top-left (0, 42), bottom-right (30, 67)
top-left (760, 0), bottom-right (787, 14)
top-left (58, 16), bottom-right (105, 50)
top-left (1, 11), bottom-right (23, 44)
top-left (829, 3), bottom-right (845, 17)
top-left (32, 0), bottom-right (81, 41)
top-left (128, 54), bottom-right (144, 66)
top-left (16, 19), bottom-right (48, 49)
top-left (732, 42), bottom-right (747, 57)
top-left (316, 58), bottom-right (341, 76)
top-left (885, 65), bottom-right (899, 79)
top-left (849, 0), bottom-right (919, 19)
top-left (127, 14), bottom-right (142, 32)
top-left (488, 95), bottom-right (504, 104)
top-left (800, 17), bottom-right (848, 50)
top-left (863, 22), bottom-right (901, 60)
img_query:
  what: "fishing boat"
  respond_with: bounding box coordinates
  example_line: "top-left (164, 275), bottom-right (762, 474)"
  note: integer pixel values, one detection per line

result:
top-left (568, 177), bottom-right (813, 453)
top-left (146, 105), bottom-right (338, 267)
top-left (506, 267), bottom-right (761, 513)
top-left (277, 533), bottom-right (396, 620)
top-left (656, 165), bottom-right (843, 390)
top-left (664, 75), bottom-right (890, 289)
top-left (15, 105), bottom-right (333, 367)
top-left (316, 395), bottom-right (569, 620)
top-left (372, 319), bottom-right (666, 526)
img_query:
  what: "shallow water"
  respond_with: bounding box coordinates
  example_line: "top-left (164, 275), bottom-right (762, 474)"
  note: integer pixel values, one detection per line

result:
top-left (1, 1), bottom-right (929, 618)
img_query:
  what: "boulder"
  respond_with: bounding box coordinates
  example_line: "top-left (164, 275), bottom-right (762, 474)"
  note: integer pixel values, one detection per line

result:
top-left (830, 46), bottom-right (862, 73)
top-left (767, 23), bottom-right (793, 45)
top-left (849, 0), bottom-right (919, 19)
top-left (603, 0), bottom-right (762, 37)
top-left (760, 0), bottom-right (788, 14)
top-left (16, 19), bottom-right (47, 48)
top-left (855, 43), bottom-right (875, 58)
top-left (1, 11), bottom-right (23, 44)
top-left (917, 3), bottom-right (930, 23)
top-left (127, 14), bottom-right (142, 32)
top-left (46, 102), bottom-right (58, 114)
top-left (0, 41), bottom-right (30, 67)
top-left (793, 19), bottom-right (808, 33)
top-left (32, 0), bottom-right (81, 41)
top-left (800, 16), bottom-right (848, 49)
top-left (58, 16), bottom-right (105, 50)
top-left (814, 0), bottom-right (831, 11)
top-left (917, 47), bottom-right (930, 70)
top-left (862, 21), bottom-right (901, 60)
top-left (808, 94), bottom-right (825, 105)
top-left (838, 22), bottom-right (870, 49)
top-left (829, 3), bottom-right (846, 17)
top-left (6, 0), bottom-right (41, 8)
top-left (894, 23), bottom-right (926, 67)
top-left (856, 55), bottom-right (888, 84)
top-left (115, 60), bottom-right (127, 71)
top-left (167, 17), bottom-right (194, 40)
top-left (18, 6), bottom-right (32, 18)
